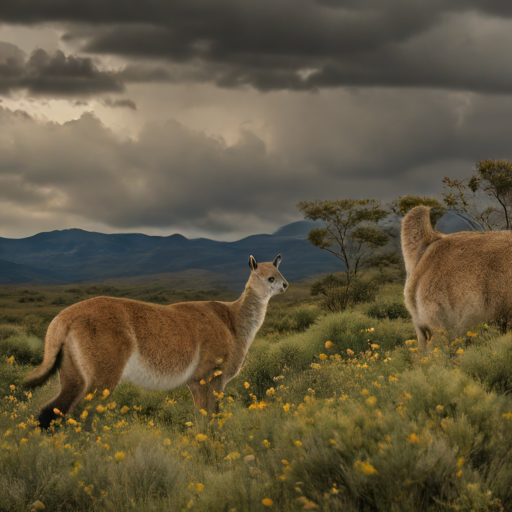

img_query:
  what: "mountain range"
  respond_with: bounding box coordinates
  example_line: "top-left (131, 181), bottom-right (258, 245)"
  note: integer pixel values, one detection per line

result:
top-left (0, 220), bottom-right (343, 288)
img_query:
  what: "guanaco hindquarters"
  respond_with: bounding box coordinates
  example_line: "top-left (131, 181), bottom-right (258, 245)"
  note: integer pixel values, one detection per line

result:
top-left (25, 254), bottom-right (288, 428)
top-left (402, 205), bottom-right (512, 349)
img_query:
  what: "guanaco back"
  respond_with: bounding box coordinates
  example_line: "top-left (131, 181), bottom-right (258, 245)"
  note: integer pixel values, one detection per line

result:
top-left (402, 205), bottom-right (512, 349)
top-left (25, 254), bottom-right (287, 428)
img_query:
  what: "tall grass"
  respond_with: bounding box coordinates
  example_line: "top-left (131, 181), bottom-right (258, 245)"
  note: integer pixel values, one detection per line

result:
top-left (1, 281), bottom-right (512, 511)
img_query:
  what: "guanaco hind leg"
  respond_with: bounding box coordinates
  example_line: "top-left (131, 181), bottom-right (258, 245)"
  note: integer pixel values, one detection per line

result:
top-left (38, 349), bottom-right (86, 429)
top-left (38, 333), bottom-right (130, 429)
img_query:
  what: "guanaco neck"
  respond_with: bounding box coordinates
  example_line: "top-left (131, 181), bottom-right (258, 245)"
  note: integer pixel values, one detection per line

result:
top-left (231, 282), bottom-right (270, 347)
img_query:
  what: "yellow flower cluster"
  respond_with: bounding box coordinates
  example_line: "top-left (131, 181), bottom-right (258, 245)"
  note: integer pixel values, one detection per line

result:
top-left (354, 460), bottom-right (378, 475)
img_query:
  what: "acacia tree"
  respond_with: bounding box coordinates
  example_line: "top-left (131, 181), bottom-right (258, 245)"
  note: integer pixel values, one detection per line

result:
top-left (390, 195), bottom-right (446, 225)
top-left (442, 159), bottom-right (512, 230)
top-left (296, 199), bottom-right (389, 284)
top-left (468, 159), bottom-right (512, 230)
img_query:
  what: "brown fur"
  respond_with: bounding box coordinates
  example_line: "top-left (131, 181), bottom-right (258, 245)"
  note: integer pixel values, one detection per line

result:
top-left (25, 255), bottom-right (288, 428)
top-left (402, 205), bottom-right (512, 349)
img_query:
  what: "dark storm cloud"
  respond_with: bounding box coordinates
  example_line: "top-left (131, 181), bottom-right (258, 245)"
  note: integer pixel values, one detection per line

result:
top-left (0, 47), bottom-right (123, 96)
top-left (2, 0), bottom-right (512, 93)
top-left (2, 88), bottom-right (512, 236)
top-left (102, 97), bottom-right (138, 109)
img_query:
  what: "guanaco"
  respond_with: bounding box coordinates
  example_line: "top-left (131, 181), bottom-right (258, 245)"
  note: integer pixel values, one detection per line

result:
top-left (402, 205), bottom-right (512, 349)
top-left (25, 255), bottom-right (288, 428)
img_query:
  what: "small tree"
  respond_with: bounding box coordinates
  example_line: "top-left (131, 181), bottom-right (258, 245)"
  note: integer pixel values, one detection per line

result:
top-left (442, 177), bottom-right (497, 230)
top-left (468, 159), bottom-right (512, 230)
top-left (390, 194), bottom-right (446, 225)
top-left (297, 199), bottom-right (390, 312)
top-left (442, 160), bottom-right (512, 231)
top-left (296, 199), bottom-right (390, 282)
top-left (364, 252), bottom-right (404, 283)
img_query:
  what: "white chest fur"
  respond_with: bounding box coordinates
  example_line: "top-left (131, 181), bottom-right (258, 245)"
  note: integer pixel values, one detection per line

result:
top-left (120, 349), bottom-right (200, 391)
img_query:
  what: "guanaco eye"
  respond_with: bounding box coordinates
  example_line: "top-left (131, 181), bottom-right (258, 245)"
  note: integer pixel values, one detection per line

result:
top-left (268, 277), bottom-right (275, 283)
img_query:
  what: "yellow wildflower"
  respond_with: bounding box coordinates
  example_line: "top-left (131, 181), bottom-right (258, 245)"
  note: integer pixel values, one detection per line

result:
top-left (80, 410), bottom-right (88, 420)
top-left (163, 438), bottom-right (171, 446)
top-left (96, 405), bottom-right (105, 413)
top-left (101, 389), bottom-right (110, 399)
top-left (408, 433), bottom-right (420, 444)
top-left (318, 353), bottom-right (328, 361)
top-left (294, 440), bottom-right (303, 447)
top-left (346, 349), bottom-right (354, 357)
top-left (262, 439), bottom-right (271, 448)
top-left (244, 382), bottom-right (250, 389)
top-left (114, 452), bottom-right (126, 462)
top-left (84, 393), bottom-right (94, 401)
top-left (325, 341), bottom-right (334, 349)
top-left (466, 331), bottom-right (478, 337)
top-left (262, 498), bottom-right (273, 507)
top-left (354, 460), bottom-right (378, 475)
top-left (195, 434), bottom-right (208, 442)
top-left (366, 396), bottom-right (377, 406)
top-left (457, 457), bottom-right (465, 468)
top-left (120, 406), bottom-right (130, 414)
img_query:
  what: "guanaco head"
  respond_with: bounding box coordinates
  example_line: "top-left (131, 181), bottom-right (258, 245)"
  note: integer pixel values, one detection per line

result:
top-left (248, 254), bottom-right (288, 297)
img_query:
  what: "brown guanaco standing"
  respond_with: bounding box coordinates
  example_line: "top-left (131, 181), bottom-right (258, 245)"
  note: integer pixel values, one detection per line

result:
top-left (25, 255), bottom-right (287, 428)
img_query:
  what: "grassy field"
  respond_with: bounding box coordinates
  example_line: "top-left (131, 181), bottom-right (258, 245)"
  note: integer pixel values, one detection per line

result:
top-left (1, 277), bottom-right (512, 511)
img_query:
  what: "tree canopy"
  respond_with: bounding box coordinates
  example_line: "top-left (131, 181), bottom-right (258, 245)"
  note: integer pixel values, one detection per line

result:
top-left (296, 199), bottom-right (389, 279)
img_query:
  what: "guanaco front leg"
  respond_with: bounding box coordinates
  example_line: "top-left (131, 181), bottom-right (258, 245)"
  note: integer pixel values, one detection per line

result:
top-left (188, 376), bottom-right (225, 415)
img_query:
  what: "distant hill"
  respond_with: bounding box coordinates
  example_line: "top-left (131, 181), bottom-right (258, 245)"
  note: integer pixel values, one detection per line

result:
top-left (0, 220), bottom-right (340, 288)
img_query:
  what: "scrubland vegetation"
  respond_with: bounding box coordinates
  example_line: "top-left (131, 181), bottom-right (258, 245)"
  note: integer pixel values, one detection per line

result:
top-left (1, 275), bottom-right (512, 512)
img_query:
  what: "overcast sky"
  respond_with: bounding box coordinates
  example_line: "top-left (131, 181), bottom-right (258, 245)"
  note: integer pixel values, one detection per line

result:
top-left (0, 1), bottom-right (511, 240)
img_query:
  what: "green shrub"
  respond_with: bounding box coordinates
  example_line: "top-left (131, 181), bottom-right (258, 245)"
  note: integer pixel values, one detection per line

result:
top-left (238, 311), bottom-right (415, 399)
top-left (367, 301), bottom-right (411, 320)
top-left (21, 314), bottom-right (51, 339)
top-left (311, 273), bottom-right (381, 312)
top-left (51, 296), bottom-right (68, 305)
top-left (459, 335), bottom-right (512, 394)
top-left (0, 324), bottom-right (24, 342)
top-left (0, 334), bottom-right (43, 366)
top-left (292, 307), bottom-right (321, 332)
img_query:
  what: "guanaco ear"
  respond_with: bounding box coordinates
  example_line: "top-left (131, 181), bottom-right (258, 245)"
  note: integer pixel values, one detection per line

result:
top-left (248, 255), bottom-right (258, 271)
top-left (272, 254), bottom-right (282, 268)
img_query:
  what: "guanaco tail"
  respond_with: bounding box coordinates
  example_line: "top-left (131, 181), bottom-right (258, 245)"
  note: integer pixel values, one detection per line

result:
top-left (25, 254), bottom-right (288, 428)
